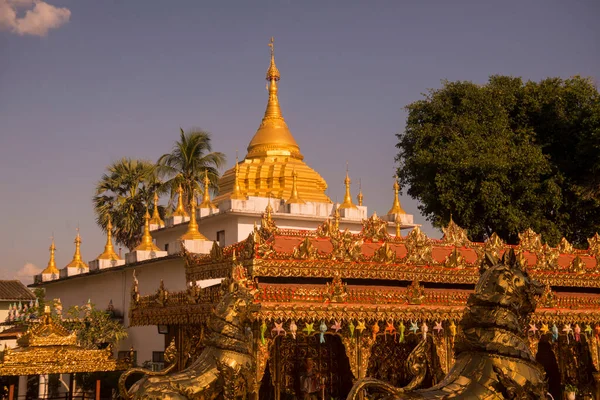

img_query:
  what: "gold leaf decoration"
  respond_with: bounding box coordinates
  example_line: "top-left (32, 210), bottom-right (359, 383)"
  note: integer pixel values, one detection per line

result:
top-left (444, 248), bottom-right (466, 269)
top-left (404, 226), bottom-right (433, 265)
top-left (441, 217), bottom-right (470, 247)
top-left (484, 233), bottom-right (505, 259)
top-left (518, 228), bottom-right (543, 253)
top-left (557, 237), bottom-right (574, 254)
top-left (371, 242), bottom-right (396, 264)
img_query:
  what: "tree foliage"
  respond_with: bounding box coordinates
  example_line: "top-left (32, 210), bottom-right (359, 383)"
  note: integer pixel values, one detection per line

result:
top-left (93, 158), bottom-right (163, 251)
top-left (397, 75), bottom-right (600, 247)
top-left (157, 128), bottom-right (226, 211)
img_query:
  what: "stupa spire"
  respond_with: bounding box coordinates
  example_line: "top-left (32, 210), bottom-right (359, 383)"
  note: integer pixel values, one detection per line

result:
top-left (65, 228), bottom-right (88, 270)
top-left (42, 237), bottom-right (59, 275)
top-left (173, 184), bottom-right (189, 218)
top-left (150, 192), bottom-right (165, 228)
top-left (339, 163), bottom-right (357, 209)
top-left (199, 170), bottom-right (216, 209)
top-left (286, 168), bottom-right (305, 204)
top-left (230, 153), bottom-right (247, 200)
top-left (246, 37), bottom-right (303, 160)
top-left (388, 177), bottom-right (406, 215)
top-left (357, 178), bottom-right (364, 206)
top-left (181, 190), bottom-right (207, 240)
top-left (134, 208), bottom-right (161, 251)
top-left (97, 216), bottom-right (121, 261)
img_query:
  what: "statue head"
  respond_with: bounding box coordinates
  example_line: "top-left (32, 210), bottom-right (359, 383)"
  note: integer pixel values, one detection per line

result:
top-left (472, 249), bottom-right (544, 316)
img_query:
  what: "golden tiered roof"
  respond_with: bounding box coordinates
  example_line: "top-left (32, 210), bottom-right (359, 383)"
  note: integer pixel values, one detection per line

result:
top-left (215, 38), bottom-right (331, 204)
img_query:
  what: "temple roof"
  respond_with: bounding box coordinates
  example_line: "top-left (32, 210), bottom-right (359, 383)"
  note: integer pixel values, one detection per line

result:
top-left (0, 281), bottom-right (35, 301)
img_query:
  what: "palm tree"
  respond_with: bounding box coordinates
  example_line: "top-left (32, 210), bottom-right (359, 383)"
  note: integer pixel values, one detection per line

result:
top-left (93, 158), bottom-right (163, 251)
top-left (157, 128), bottom-right (226, 211)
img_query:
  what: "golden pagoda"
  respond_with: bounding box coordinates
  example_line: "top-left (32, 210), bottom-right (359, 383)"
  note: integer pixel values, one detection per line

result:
top-left (387, 178), bottom-right (406, 215)
top-left (339, 165), bottom-right (357, 209)
top-left (199, 170), bottom-right (217, 209)
top-left (134, 209), bottom-right (161, 252)
top-left (96, 216), bottom-right (121, 261)
top-left (215, 37), bottom-right (330, 203)
top-left (180, 191), bottom-right (207, 241)
top-left (65, 229), bottom-right (88, 270)
top-left (41, 238), bottom-right (59, 275)
top-left (357, 179), bottom-right (364, 206)
top-left (173, 185), bottom-right (189, 218)
top-left (149, 192), bottom-right (165, 228)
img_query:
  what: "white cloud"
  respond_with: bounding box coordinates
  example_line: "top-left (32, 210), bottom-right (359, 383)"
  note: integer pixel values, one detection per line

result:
top-left (14, 263), bottom-right (42, 284)
top-left (0, 0), bottom-right (71, 37)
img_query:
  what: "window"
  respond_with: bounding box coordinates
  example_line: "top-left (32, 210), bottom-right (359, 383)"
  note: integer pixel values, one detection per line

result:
top-left (164, 243), bottom-right (169, 252)
top-left (217, 230), bottom-right (226, 247)
top-left (118, 350), bottom-right (137, 365)
top-left (152, 351), bottom-right (165, 363)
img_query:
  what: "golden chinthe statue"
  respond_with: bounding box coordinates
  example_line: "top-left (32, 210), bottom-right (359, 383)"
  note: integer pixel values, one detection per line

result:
top-left (347, 249), bottom-right (548, 399)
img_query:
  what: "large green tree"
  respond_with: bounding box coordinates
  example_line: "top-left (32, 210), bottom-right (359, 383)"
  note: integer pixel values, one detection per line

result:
top-left (157, 128), bottom-right (226, 210)
top-left (397, 75), bottom-right (600, 247)
top-left (93, 158), bottom-right (163, 251)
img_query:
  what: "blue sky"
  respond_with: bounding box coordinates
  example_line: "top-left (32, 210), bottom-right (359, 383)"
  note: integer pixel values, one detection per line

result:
top-left (0, 0), bottom-right (598, 283)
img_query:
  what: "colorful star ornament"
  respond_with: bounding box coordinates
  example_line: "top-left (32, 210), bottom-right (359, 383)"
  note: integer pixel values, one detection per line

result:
top-left (272, 322), bottom-right (285, 337)
top-left (563, 324), bottom-right (573, 344)
top-left (398, 321), bottom-right (405, 343)
top-left (260, 320), bottom-right (267, 345)
top-left (289, 320), bottom-right (298, 339)
top-left (303, 322), bottom-right (315, 336)
top-left (356, 320), bottom-right (366, 335)
top-left (574, 324), bottom-right (581, 342)
top-left (421, 322), bottom-right (428, 341)
top-left (528, 323), bottom-right (538, 335)
top-left (585, 324), bottom-right (593, 337)
top-left (319, 321), bottom-right (328, 343)
top-left (409, 321), bottom-right (419, 335)
top-left (348, 320), bottom-right (355, 338)
top-left (540, 323), bottom-right (549, 335)
top-left (385, 321), bottom-right (396, 338)
top-left (551, 324), bottom-right (559, 342)
top-left (371, 321), bottom-right (380, 341)
top-left (331, 320), bottom-right (342, 333)
top-left (433, 321), bottom-right (443, 334)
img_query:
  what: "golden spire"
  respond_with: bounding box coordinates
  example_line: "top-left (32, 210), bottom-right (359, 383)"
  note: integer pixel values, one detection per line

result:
top-left (388, 178), bottom-right (406, 215)
top-left (246, 37), bottom-right (303, 160)
top-left (42, 237), bottom-right (59, 275)
top-left (286, 168), bottom-right (305, 204)
top-left (230, 154), bottom-right (247, 200)
top-left (173, 184), bottom-right (189, 218)
top-left (97, 216), bottom-right (121, 261)
top-left (199, 170), bottom-right (216, 209)
top-left (134, 208), bottom-right (161, 251)
top-left (150, 192), bottom-right (165, 228)
top-left (357, 178), bottom-right (364, 206)
top-left (395, 213), bottom-right (401, 238)
top-left (339, 164), bottom-right (357, 209)
top-left (65, 228), bottom-right (88, 270)
top-left (181, 190), bottom-right (207, 241)
top-left (333, 205), bottom-right (340, 231)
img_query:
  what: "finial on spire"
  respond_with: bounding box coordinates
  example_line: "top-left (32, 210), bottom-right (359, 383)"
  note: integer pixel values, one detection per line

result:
top-left (150, 192), bottom-right (165, 228)
top-left (42, 237), bottom-right (59, 275)
top-left (173, 184), bottom-right (189, 218)
top-left (387, 176), bottom-right (406, 215)
top-left (286, 168), bottom-right (305, 204)
top-left (357, 178), bottom-right (364, 206)
top-left (181, 190), bottom-right (207, 241)
top-left (339, 164), bottom-right (357, 209)
top-left (266, 37), bottom-right (280, 82)
top-left (199, 170), bottom-right (216, 209)
top-left (97, 215), bottom-right (121, 261)
top-left (134, 207), bottom-right (161, 252)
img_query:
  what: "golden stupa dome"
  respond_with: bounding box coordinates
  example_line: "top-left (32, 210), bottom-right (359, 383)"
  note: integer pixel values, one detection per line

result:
top-left (215, 38), bottom-right (331, 204)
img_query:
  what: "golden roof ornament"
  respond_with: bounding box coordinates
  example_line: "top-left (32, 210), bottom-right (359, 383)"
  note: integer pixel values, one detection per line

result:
top-left (173, 184), bottom-right (189, 218)
top-left (518, 228), bottom-right (543, 253)
top-left (42, 237), bottom-right (59, 275)
top-left (387, 178), bottom-right (406, 215)
top-left (333, 204), bottom-right (341, 230)
top-left (65, 228), bottom-right (88, 270)
top-left (181, 191), bottom-right (207, 241)
top-left (134, 208), bottom-right (161, 252)
top-left (246, 37), bottom-right (302, 160)
top-left (339, 164), bottom-right (357, 209)
top-left (149, 192), bottom-right (165, 228)
top-left (286, 168), bottom-right (305, 204)
top-left (395, 213), bottom-right (401, 238)
top-left (199, 170), bottom-right (216, 209)
top-left (441, 216), bottom-right (470, 247)
top-left (587, 233), bottom-right (600, 257)
top-left (230, 154), bottom-right (247, 201)
top-left (357, 179), bottom-right (363, 206)
top-left (97, 216), bottom-right (121, 261)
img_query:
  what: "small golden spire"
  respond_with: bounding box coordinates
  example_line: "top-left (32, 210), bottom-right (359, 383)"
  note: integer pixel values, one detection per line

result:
top-left (134, 208), bottom-right (161, 252)
top-left (65, 228), bottom-right (88, 270)
top-left (388, 178), bottom-right (406, 215)
top-left (395, 213), bottom-right (401, 238)
top-left (339, 163), bottom-right (357, 209)
top-left (173, 184), bottom-right (189, 218)
top-left (150, 192), bottom-right (165, 228)
top-left (199, 170), bottom-right (216, 209)
top-left (181, 190), bottom-right (207, 241)
top-left (230, 154), bottom-right (247, 200)
top-left (357, 178), bottom-right (363, 206)
top-left (333, 205), bottom-right (340, 231)
top-left (97, 216), bottom-right (121, 260)
top-left (42, 237), bottom-right (59, 275)
top-left (286, 168), bottom-right (305, 204)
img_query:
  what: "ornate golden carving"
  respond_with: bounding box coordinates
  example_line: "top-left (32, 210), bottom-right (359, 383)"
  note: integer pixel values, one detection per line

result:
top-left (587, 233), bottom-right (600, 257)
top-left (324, 273), bottom-right (348, 303)
top-left (535, 244), bottom-right (559, 271)
top-left (444, 248), bottom-right (466, 269)
top-left (292, 236), bottom-right (318, 260)
top-left (441, 218), bottom-right (470, 247)
top-left (404, 226), bottom-right (433, 265)
top-left (518, 228), bottom-right (543, 253)
top-left (331, 230), bottom-right (364, 262)
top-left (406, 280), bottom-right (425, 305)
top-left (362, 213), bottom-right (389, 242)
top-left (538, 285), bottom-right (557, 308)
top-left (342, 336), bottom-right (359, 379)
top-left (558, 237), bottom-right (574, 254)
top-left (210, 241), bottom-right (223, 262)
top-left (372, 241), bottom-right (396, 264)
top-left (484, 232), bottom-right (505, 258)
top-left (570, 255), bottom-right (586, 274)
